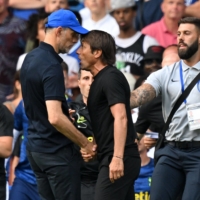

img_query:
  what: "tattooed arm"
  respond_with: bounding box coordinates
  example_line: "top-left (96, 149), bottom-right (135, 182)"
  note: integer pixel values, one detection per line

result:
top-left (130, 83), bottom-right (156, 109)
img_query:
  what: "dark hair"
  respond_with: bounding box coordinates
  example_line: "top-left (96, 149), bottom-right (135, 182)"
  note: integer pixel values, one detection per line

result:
top-left (61, 61), bottom-right (69, 74)
top-left (78, 68), bottom-right (89, 80)
top-left (178, 17), bottom-right (200, 30)
top-left (71, 10), bottom-right (82, 25)
top-left (81, 30), bottom-right (116, 66)
top-left (26, 11), bottom-right (49, 48)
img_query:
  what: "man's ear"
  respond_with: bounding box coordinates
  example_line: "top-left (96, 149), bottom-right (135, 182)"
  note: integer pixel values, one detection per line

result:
top-left (93, 49), bottom-right (102, 59)
top-left (161, 1), bottom-right (165, 14)
top-left (55, 26), bottom-right (63, 37)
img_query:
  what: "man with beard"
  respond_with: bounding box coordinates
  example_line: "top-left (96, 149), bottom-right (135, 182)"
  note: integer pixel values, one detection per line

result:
top-left (20, 9), bottom-right (96, 200)
top-left (129, 17), bottom-right (200, 200)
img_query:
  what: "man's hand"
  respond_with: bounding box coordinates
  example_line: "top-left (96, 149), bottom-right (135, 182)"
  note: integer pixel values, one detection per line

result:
top-left (109, 157), bottom-right (124, 183)
top-left (68, 109), bottom-right (75, 123)
top-left (144, 137), bottom-right (157, 149)
top-left (80, 142), bottom-right (97, 162)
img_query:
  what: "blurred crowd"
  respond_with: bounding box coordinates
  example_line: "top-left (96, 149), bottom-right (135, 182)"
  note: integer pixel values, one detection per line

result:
top-left (1, 0), bottom-right (200, 199)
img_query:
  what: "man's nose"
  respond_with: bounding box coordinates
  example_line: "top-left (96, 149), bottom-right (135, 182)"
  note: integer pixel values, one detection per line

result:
top-left (76, 47), bottom-right (81, 55)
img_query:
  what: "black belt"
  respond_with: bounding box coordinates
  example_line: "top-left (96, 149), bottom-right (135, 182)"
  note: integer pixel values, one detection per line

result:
top-left (166, 141), bottom-right (200, 149)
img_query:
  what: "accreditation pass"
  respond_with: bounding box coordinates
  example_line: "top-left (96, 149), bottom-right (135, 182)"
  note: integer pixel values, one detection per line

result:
top-left (186, 102), bottom-right (200, 131)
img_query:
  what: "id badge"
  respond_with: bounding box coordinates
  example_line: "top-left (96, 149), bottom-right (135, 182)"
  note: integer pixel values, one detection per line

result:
top-left (186, 102), bottom-right (200, 131)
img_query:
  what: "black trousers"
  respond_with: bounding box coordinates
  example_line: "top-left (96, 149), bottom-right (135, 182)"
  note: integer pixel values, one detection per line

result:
top-left (151, 144), bottom-right (200, 200)
top-left (81, 180), bottom-right (96, 200)
top-left (27, 145), bottom-right (81, 200)
top-left (94, 155), bottom-right (141, 200)
top-left (0, 175), bottom-right (6, 200)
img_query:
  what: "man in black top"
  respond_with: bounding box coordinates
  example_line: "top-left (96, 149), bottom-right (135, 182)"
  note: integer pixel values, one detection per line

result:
top-left (77, 30), bottom-right (141, 200)
top-left (0, 104), bottom-right (13, 200)
top-left (20, 9), bottom-right (96, 200)
top-left (69, 69), bottom-right (99, 200)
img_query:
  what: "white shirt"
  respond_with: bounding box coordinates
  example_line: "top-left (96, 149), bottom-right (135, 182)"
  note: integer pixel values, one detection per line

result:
top-left (82, 14), bottom-right (120, 37)
top-left (79, 7), bottom-right (90, 21)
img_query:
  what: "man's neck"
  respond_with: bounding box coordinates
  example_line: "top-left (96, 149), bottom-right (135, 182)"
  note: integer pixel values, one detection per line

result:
top-left (163, 16), bottom-right (180, 35)
top-left (91, 11), bottom-right (107, 22)
top-left (83, 96), bottom-right (87, 105)
top-left (44, 35), bottom-right (58, 53)
top-left (140, 151), bottom-right (150, 167)
top-left (90, 62), bottom-right (107, 77)
top-left (0, 10), bottom-right (9, 24)
top-left (118, 27), bottom-right (137, 39)
top-left (183, 51), bottom-right (200, 67)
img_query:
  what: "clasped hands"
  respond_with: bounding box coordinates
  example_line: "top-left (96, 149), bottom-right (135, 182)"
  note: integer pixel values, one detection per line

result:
top-left (80, 142), bottom-right (97, 162)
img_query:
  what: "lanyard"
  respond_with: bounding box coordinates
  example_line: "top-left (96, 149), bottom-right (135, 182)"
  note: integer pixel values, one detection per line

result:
top-left (179, 61), bottom-right (200, 104)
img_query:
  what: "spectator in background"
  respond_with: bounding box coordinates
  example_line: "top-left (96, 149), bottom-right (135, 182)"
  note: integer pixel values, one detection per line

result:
top-left (184, 0), bottom-right (200, 18)
top-left (24, 12), bottom-right (49, 53)
top-left (0, 0), bottom-right (26, 103)
top-left (79, 0), bottom-right (90, 22)
top-left (8, 0), bottom-right (45, 20)
top-left (162, 44), bottom-right (180, 67)
top-left (141, 46), bottom-right (165, 75)
top-left (135, 137), bottom-right (154, 200)
top-left (135, 0), bottom-right (200, 31)
top-left (0, 104), bottom-right (13, 200)
top-left (9, 100), bottom-right (40, 200)
top-left (9, 0), bottom-right (46, 9)
top-left (111, 0), bottom-right (159, 80)
top-left (61, 61), bottom-right (73, 102)
top-left (135, 0), bottom-right (163, 31)
top-left (69, 69), bottom-right (99, 200)
top-left (44, 0), bottom-right (68, 13)
top-left (142, 0), bottom-right (185, 48)
top-left (16, 12), bottom-right (49, 70)
top-left (68, 0), bottom-right (84, 12)
top-left (82, 0), bottom-right (119, 37)
top-left (3, 71), bottom-right (22, 115)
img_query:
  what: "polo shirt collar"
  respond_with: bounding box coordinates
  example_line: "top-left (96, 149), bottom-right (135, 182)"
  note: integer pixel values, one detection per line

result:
top-left (181, 60), bottom-right (200, 71)
top-left (160, 17), bottom-right (168, 33)
top-left (160, 17), bottom-right (177, 37)
top-left (39, 42), bottom-right (63, 63)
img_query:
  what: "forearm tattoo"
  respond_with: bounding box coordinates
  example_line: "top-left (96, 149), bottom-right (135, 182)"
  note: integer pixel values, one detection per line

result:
top-left (130, 84), bottom-right (156, 109)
